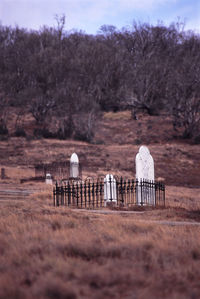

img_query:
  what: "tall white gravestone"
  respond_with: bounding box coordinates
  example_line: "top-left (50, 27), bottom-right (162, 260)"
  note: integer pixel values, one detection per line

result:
top-left (104, 174), bottom-right (117, 206)
top-left (136, 146), bottom-right (154, 181)
top-left (135, 146), bottom-right (155, 205)
top-left (70, 153), bottom-right (79, 179)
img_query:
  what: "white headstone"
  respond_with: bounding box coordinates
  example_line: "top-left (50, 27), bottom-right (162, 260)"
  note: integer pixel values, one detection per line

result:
top-left (136, 146), bottom-right (154, 181)
top-left (70, 153), bottom-right (79, 178)
top-left (45, 173), bottom-right (52, 185)
top-left (104, 174), bottom-right (117, 206)
top-left (135, 146), bottom-right (155, 205)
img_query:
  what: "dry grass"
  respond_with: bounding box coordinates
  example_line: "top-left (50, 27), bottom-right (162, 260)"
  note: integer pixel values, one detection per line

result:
top-left (0, 111), bottom-right (200, 298)
top-left (0, 194), bottom-right (200, 299)
top-left (103, 110), bottom-right (132, 120)
top-left (1, 139), bottom-right (199, 186)
top-left (167, 186), bottom-right (200, 210)
top-left (0, 112), bottom-right (200, 186)
top-left (1, 166), bottom-right (35, 182)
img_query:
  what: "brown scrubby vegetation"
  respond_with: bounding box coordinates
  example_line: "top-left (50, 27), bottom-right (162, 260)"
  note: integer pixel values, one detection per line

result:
top-left (0, 111), bottom-right (199, 187)
top-left (0, 193), bottom-right (200, 299)
top-left (0, 110), bottom-right (200, 298)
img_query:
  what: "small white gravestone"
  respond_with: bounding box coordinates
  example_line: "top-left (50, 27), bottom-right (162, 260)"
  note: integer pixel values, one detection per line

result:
top-left (45, 173), bottom-right (52, 185)
top-left (104, 174), bottom-right (117, 206)
top-left (70, 153), bottom-right (79, 179)
top-left (135, 146), bottom-right (155, 205)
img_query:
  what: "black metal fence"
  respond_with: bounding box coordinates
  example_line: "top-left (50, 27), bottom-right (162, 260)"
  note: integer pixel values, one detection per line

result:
top-left (35, 161), bottom-right (82, 181)
top-left (53, 177), bottom-right (165, 208)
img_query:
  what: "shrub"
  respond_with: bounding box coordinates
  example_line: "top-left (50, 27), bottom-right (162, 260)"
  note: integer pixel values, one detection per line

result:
top-left (73, 112), bottom-right (96, 143)
top-left (34, 128), bottom-right (54, 139)
top-left (0, 121), bottom-right (8, 135)
top-left (15, 127), bottom-right (26, 137)
top-left (74, 128), bottom-right (94, 143)
top-left (193, 135), bottom-right (200, 144)
top-left (56, 117), bottom-right (74, 140)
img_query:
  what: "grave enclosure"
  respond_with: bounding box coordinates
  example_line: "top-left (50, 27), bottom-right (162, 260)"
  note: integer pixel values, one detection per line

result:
top-left (53, 147), bottom-right (165, 208)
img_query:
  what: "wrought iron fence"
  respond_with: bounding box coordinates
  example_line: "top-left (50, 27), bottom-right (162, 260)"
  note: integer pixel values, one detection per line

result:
top-left (53, 177), bottom-right (165, 208)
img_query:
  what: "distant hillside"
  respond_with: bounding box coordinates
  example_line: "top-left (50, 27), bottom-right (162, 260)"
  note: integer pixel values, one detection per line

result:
top-left (0, 21), bottom-right (200, 143)
top-left (0, 111), bottom-right (199, 187)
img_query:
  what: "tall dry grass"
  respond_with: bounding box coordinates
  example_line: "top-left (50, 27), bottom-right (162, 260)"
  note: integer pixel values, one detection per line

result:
top-left (166, 186), bottom-right (200, 210)
top-left (0, 194), bottom-right (200, 299)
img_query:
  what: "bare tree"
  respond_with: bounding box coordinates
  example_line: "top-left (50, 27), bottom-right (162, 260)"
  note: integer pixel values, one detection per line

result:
top-left (168, 34), bottom-right (200, 141)
top-left (0, 20), bottom-right (199, 142)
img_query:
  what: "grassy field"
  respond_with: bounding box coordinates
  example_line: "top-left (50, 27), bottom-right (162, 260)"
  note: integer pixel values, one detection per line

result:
top-left (0, 111), bottom-right (200, 298)
top-left (1, 111), bottom-right (199, 186)
top-left (0, 191), bottom-right (200, 299)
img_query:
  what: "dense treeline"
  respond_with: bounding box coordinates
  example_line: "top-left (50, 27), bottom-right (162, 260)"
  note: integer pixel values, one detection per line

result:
top-left (0, 18), bottom-right (200, 142)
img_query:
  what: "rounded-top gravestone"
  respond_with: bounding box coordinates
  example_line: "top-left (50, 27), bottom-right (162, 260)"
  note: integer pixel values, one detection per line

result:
top-left (136, 145), bottom-right (154, 182)
top-left (45, 173), bottom-right (52, 185)
top-left (135, 146), bottom-right (155, 205)
top-left (70, 153), bottom-right (79, 178)
top-left (104, 174), bottom-right (117, 206)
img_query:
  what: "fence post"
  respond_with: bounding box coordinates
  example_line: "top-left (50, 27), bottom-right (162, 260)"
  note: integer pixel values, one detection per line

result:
top-left (100, 179), bottom-right (103, 207)
top-left (76, 183), bottom-right (79, 207)
top-left (127, 179), bottom-right (130, 205)
top-left (163, 184), bottom-right (165, 207)
top-left (1, 168), bottom-right (5, 179)
top-left (159, 182), bottom-right (161, 203)
top-left (53, 186), bottom-right (55, 206)
top-left (123, 179), bottom-right (127, 206)
top-left (68, 181), bottom-right (71, 206)
top-left (155, 182), bottom-right (157, 206)
top-left (56, 181), bottom-right (59, 206)
top-left (140, 179), bottom-right (143, 206)
top-left (88, 180), bottom-right (91, 208)
top-left (72, 181), bottom-right (75, 206)
top-left (116, 179), bottom-right (119, 206)
top-left (135, 179), bottom-right (137, 205)
top-left (95, 181), bottom-right (99, 207)
top-left (92, 181), bottom-right (95, 208)
top-left (109, 175), bottom-right (112, 202)
top-left (64, 183), bottom-right (66, 206)
top-left (80, 182), bottom-right (83, 208)
top-left (152, 180), bottom-right (155, 206)
top-left (84, 180), bottom-right (87, 208)
top-left (146, 180), bottom-right (148, 205)
top-left (120, 177), bottom-right (124, 205)
top-left (61, 185), bottom-right (64, 205)
top-left (131, 179), bottom-right (134, 205)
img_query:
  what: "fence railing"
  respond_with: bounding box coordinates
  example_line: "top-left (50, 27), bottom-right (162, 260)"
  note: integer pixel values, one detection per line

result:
top-left (53, 177), bottom-right (165, 208)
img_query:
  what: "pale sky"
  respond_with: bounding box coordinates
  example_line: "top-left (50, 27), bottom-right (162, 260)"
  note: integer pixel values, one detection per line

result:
top-left (0, 0), bottom-right (200, 34)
